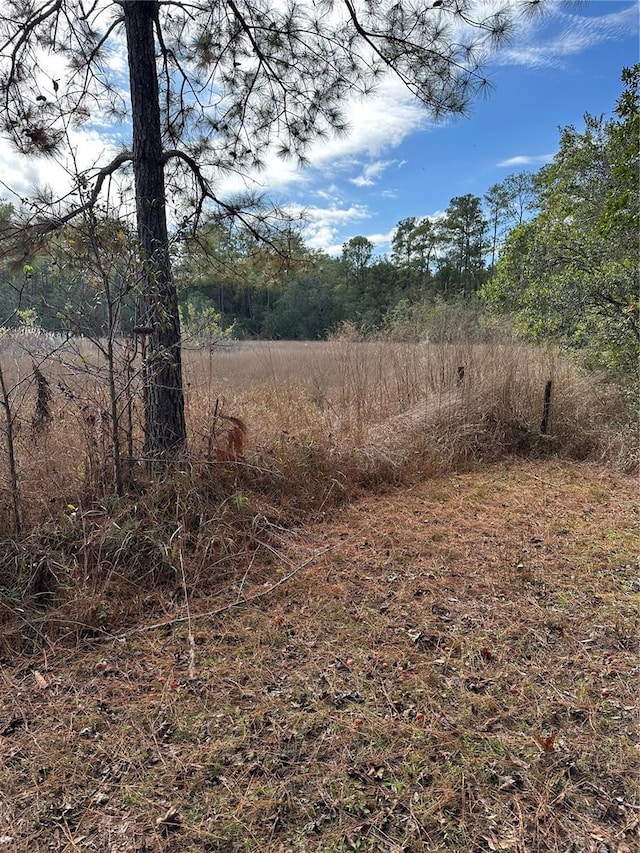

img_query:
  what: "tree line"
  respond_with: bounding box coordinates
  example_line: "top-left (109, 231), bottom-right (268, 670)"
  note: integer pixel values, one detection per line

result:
top-left (171, 175), bottom-right (536, 340)
top-left (0, 171), bottom-right (534, 340)
top-left (1, 54), bottom-right (638, 397)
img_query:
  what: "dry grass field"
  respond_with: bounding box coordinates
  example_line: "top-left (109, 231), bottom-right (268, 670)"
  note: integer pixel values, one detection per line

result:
top-left (0, 334), bottom-right (632, 520)
top-left (0, 334), bottom-right (638, 852)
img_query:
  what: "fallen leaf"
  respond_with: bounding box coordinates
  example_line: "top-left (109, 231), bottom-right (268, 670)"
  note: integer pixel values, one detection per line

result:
top-left (156, 805), bottom-right (181, 836)
top-left (533, 732), bottom-right (557, 752)
top-left (33, 670), bottom-right (48, 689)
top-left (484, 834), bottom-right (517, 851)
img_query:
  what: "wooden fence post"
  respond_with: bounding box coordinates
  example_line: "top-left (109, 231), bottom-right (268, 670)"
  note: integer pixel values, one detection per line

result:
top-left (540, 380), bottom-right (553, 434)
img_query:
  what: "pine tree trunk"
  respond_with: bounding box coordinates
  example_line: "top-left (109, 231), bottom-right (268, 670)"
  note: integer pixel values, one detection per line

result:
top-left (123, 1), bottom-right (186, 465)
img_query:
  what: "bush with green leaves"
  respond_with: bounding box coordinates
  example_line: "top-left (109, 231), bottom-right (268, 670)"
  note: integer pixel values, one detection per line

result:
top-left (482, 66), bottom-right (639, 395)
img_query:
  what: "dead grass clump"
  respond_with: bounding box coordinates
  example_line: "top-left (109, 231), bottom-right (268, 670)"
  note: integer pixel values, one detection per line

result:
top-left (0, 445), bottom-right (353, 652)
top-left (357, 343), bottom-right (633, 469)
top-left (0, 515), bottom-right (178, 653)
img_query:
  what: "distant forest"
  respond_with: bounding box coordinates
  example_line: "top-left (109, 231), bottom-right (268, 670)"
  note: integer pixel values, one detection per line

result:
top-left (1, 65), bottom-right (638, 391)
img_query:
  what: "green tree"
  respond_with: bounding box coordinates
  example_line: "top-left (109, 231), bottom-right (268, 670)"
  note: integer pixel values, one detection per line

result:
top-left (483, 67), bottom-right (639, 387)
top-left (174, 221), bottom-right (243, 322)
top-left (0, 202), bottom-right (18, 322)
top-left (391, 216), bottom-right (438, 293)
top-left (266, 257), bottom-right (344, 339)
top-left (502, 171), bottom-right (538, 227)
top-left (1, 0), bottom-right (558, 463)
top-left (437, 194), bottom-right (488, 295)
top-left (484, 181), bottom-right (513, 270)
top-left (484, 172), bottom-right (537, 271)
top-left (601, 64), bottom-right (640, 235)
top-left (411, 218), bottom-right (439, 287)
top-left (364, 256), bottom-right (399, 328)
top-left (342, 236), bottom-right (374, 285)
top-left (340, 236), bottom-right (375, 323)
top-left (391, 217), bottom-right (417, 291)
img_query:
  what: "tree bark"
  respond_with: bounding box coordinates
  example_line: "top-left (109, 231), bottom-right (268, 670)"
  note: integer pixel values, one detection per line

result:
top-left (123, 1), bottom-right (186, 464)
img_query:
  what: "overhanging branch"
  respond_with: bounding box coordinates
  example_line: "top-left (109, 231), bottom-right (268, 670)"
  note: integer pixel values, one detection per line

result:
top-left (162, 147), bottom-right (282, 247)
top-left (29, 151), bottom-right (133, 236)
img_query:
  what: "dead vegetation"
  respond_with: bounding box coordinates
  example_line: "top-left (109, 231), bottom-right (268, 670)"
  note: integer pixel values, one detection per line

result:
top-left (0, 460), bottom-right (638, 852)
top-left (0, 336), bottom-right (638, 851)
top-left (0, 337), bottom-right (634, 635)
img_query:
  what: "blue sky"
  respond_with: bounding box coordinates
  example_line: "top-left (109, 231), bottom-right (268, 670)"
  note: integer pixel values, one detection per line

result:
top-left (284, 0), bottom-right (640, 254)
top-left (0, 0), bottom-right (638, 257)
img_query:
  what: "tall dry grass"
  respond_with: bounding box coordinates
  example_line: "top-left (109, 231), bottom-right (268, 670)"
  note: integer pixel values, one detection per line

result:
top-left (0, 331), bottom-right (635, 646)
top-left (183, 338), bottom-right (632, 463)
top-left (0, 334), bottom-right (634, 523)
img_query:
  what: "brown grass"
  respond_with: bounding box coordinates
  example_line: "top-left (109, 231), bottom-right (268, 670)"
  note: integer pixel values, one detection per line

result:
top-left (0, 335), bottom-right (635, 623)
top-left (0, 336), bottom-right (633, 519)
top-left (0, 333), bottom-right (638, 851)
top-left (0, 460), bottom-right (637, 852)
top-left (183, 339), bottom-right (629, 455)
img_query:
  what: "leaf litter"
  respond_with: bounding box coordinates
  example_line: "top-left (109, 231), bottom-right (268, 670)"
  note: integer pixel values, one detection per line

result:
top-left (0, 459), bottom-right (638, 852)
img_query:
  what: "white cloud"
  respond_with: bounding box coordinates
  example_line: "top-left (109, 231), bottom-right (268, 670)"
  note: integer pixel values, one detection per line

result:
top-left (495, 3), bottom-right (639, 69)
top-left (496, 153), bottom-right (554, 168)
top-left (310, 80), bottom-right (430, 165)
top-left (0, 127), bottom-right (124, 209)
top-left (312, 184), bottom-right (344, 203)
top-left (214, 77), bottom-right (430, 202)
top-left (201, 0), bottom-right (626, 207)
top-left (349, 159), bottom-right (396, 187)
top-left (427, 210), bottom-right (446, 222)
top-left (366, 228), bottom-right (396, 252)
top-left (286, 202), bottom-right (372, 253)
top-left (0, 15), bottom-right (129, 211)
top-left (0, 49), bottom-right (429, 229)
